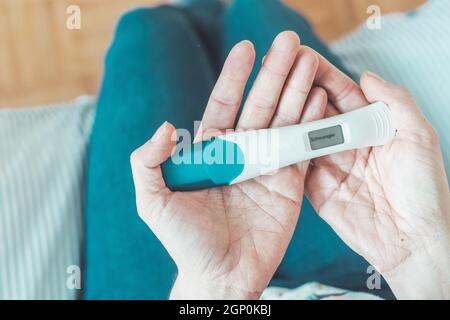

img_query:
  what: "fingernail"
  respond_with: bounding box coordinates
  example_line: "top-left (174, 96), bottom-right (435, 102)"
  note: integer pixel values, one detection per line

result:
top-left (234, 40), bottom-right (253, 52)
top-left (152, 121), bottom-right (168, 142)
top-left (366, 70), bottom-right (386, 83)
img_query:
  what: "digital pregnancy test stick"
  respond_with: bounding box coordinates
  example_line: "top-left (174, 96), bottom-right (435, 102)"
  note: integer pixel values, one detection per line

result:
top-left (162, 102), bottom-right (395, 191)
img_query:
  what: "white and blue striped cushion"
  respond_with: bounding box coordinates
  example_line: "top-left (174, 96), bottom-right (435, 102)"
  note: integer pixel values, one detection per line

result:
top-left (330, 0), bottom-right (450, 180)
top-left (0, 96), bottom-right (95, 299)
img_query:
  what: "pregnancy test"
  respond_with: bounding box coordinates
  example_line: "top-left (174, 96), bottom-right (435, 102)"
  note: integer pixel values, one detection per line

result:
top-left (162, 102), bottom-right (395, 191)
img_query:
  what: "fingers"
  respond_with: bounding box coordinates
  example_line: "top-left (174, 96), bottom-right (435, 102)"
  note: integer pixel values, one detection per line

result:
top-left (195, 41), bottom-right (255, 142)
top-left (237, 31), bottom-right (300, 130)
top-left (313, 50), bottom-right (368, 113)
top-left (270, 46), bottom-right (319, 128)
top-left (130, 122), bottom-right (176, 207)
top-left (360, 71), bottom-right (431, 134)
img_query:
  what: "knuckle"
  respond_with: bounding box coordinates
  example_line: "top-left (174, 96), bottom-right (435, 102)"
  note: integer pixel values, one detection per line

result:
top-left (392, 85), bottom-right (414, 101)
top-left (274, 111), bottom-right (300, 125)
top-left (262, 63), bottom-right (290, 78)
top-left (424, 123), bottom-right (440, 142)
top-left (285, 82), bottom-right (310, 96)
top-left (210, 93), bottom-right (241, 110)
top-left (136, 207), bottom-right (145, 220)
top-left (332, 80), bottom-right (359, 105)
top-left (248, 95), bottom-right (276, 111)
top-left (412, 118), bottom-right (440, 145)
top-left (310, 87), bottom-right (327, 100)
top-left (299, 46), bottom-right (320, 68)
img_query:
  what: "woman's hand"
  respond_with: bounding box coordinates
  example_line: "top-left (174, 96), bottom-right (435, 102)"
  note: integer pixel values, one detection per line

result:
top-left (305, 55), bottom-right (450, 299)
top-left (130, 32), bottom-right (327, 299)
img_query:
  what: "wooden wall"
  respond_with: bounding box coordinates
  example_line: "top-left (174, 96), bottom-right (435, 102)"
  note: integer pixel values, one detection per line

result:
top-left (0, 0), bottom-right (425, 108)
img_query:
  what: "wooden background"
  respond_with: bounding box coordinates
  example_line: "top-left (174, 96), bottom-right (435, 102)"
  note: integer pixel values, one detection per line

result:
top-left (0, 0), bottom-right (425, 108)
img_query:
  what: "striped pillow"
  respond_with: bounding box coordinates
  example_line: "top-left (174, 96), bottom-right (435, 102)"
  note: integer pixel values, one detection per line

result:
top-left (0, 96), bottom-right (95, 299)
top-left (330, 0), bottom-right (450, 181)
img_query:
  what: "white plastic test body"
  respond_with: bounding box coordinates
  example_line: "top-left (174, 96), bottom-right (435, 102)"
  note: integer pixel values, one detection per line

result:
top-left (224, 101), bottom-right (395, 184)
top-left (161, 102), bottom-right (395, 191)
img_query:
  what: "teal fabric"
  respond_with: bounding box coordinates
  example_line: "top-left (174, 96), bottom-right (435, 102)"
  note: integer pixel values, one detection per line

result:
top-left (85, 0), bottom-right (393, 299)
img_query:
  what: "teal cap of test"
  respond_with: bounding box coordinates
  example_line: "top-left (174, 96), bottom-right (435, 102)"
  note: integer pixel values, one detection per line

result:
top-left (161, 137), bottom-right (245, 191)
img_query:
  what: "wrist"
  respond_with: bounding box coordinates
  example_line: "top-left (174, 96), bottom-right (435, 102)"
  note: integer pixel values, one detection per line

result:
top-left (382, 238), bottom-right (450, 300)
top-left (170, 273), bottom-right (262, 300)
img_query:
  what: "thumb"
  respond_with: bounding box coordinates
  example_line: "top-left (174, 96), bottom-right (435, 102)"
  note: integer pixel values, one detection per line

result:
top-left (130, 121), bottom-right (177, 214)
top-left (360, 71), bottom-right (428, 132)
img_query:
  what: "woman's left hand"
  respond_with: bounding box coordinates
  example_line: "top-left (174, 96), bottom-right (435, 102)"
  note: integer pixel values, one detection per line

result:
top-left (130, 32), bottom-right (326, 299)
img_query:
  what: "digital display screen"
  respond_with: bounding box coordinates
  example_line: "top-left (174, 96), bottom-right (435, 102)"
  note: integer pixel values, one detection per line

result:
top-left (308, 125), bottom-right (344, 150)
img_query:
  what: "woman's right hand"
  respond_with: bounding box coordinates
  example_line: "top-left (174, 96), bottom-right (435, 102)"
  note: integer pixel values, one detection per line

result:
top-left (306, 56), bottom-right (450, 299)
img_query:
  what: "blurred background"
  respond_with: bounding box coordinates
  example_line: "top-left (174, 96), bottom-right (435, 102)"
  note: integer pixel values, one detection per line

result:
top-left (0, 0), bottom-right (425, 108)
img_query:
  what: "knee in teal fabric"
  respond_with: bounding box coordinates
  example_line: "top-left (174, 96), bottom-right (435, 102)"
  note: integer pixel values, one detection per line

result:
top-left (105, 6), bottom-right (216, 132)
top-left (84, 7), bottom-right (216, 299)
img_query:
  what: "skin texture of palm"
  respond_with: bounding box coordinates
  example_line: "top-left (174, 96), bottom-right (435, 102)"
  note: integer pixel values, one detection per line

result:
top-left (149, 167), bottom-right (305, 299)
top-left (306, 75), bottom-right (449, 276)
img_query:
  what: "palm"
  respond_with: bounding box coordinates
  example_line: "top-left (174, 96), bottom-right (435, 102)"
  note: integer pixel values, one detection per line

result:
top-left (307, 130), bottom-right (446, 272)
top-left (157, 165), bottom-right (303, 292)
